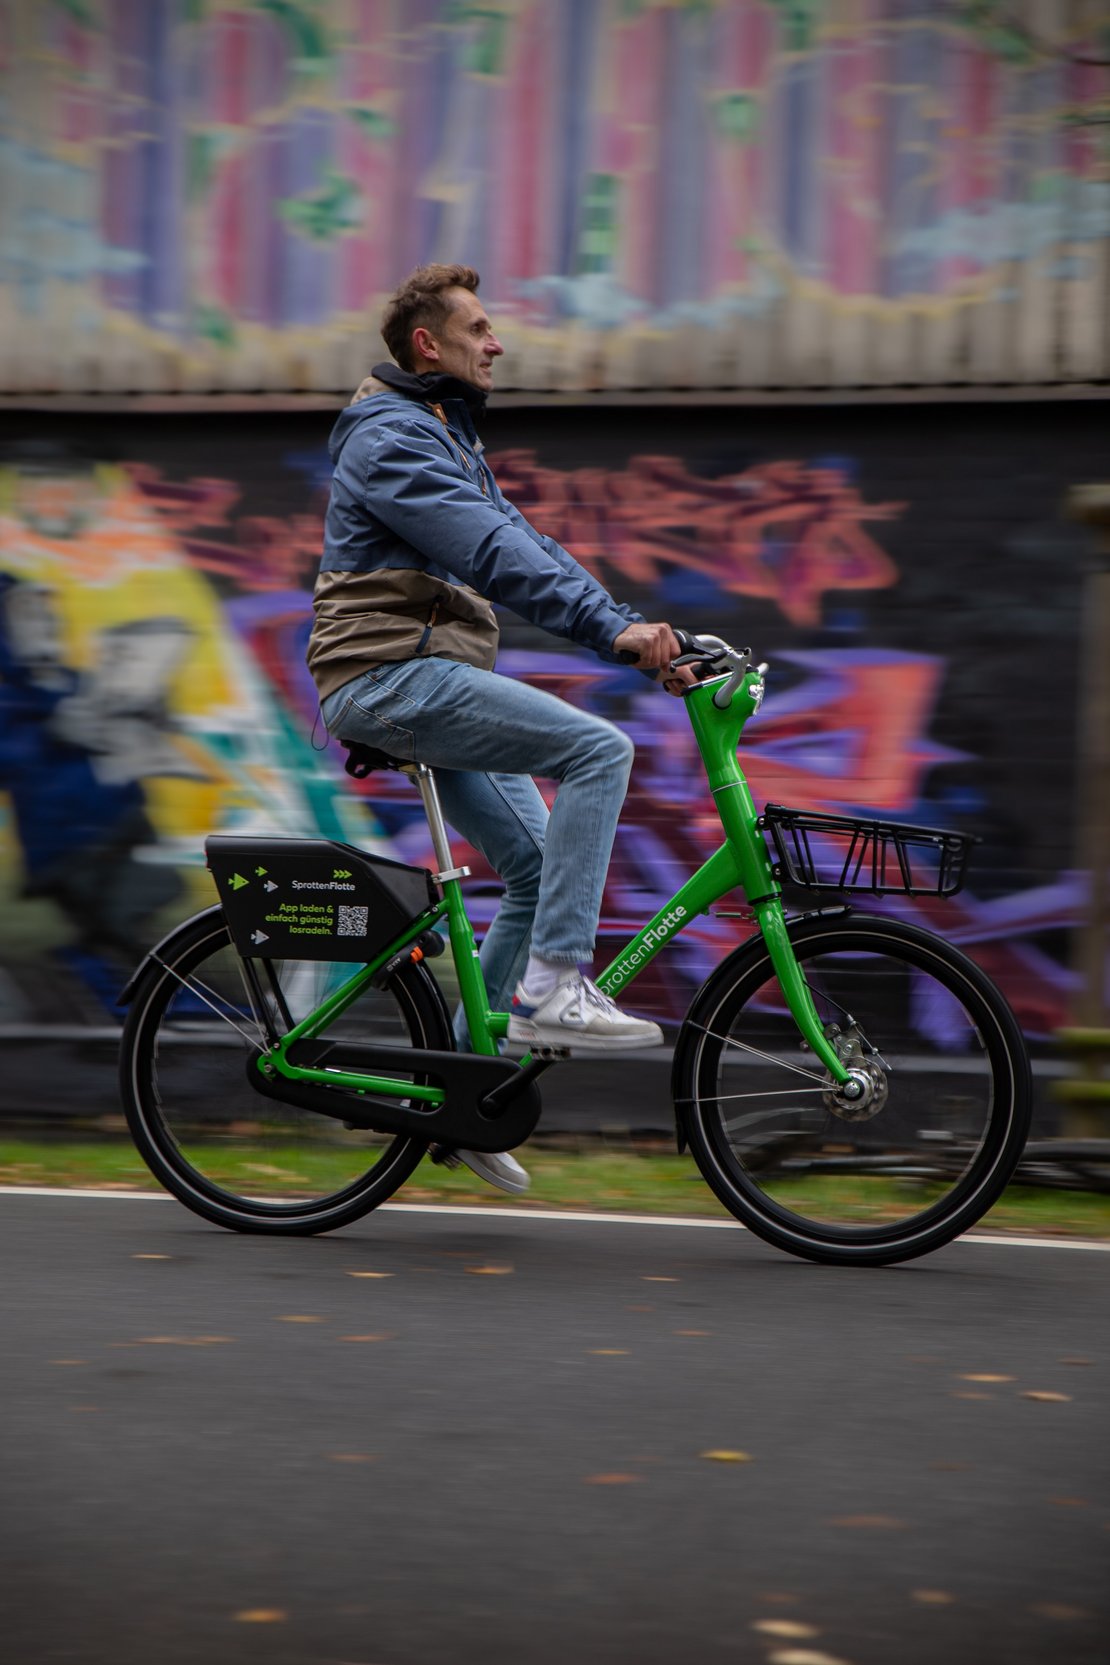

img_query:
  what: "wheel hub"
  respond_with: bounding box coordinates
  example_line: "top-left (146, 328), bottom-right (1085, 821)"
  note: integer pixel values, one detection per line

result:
top-left (822, 1027), bottom-right (889, 1122)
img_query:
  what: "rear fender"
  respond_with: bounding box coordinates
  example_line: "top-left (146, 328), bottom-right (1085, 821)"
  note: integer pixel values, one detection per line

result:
top-left (116, 905), bottom-right (227, 1006)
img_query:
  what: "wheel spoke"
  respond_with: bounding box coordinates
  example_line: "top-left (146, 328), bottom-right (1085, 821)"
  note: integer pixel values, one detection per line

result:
top-left (686, 1022), bottom-right (830, 1083)
top-left (152, 951), bottom-right (266, 1049)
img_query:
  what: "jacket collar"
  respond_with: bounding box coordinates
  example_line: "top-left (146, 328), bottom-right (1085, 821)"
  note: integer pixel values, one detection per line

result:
top-left (368, 360), bottom-right (488, 417)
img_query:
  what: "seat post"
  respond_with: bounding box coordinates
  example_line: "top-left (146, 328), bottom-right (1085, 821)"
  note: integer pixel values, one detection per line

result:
top-left (408, 763), bottom-right (457, 878)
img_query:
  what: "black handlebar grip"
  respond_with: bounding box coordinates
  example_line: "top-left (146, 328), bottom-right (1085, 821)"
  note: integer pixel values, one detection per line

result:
top-left (620, 629), bottom-right (699, 665)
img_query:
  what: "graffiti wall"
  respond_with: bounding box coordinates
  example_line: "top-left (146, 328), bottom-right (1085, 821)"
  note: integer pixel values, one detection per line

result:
top-left (0, 400), bottom-right (1100, 1062)
top-left (2, 0), bottom-right (1108, 394)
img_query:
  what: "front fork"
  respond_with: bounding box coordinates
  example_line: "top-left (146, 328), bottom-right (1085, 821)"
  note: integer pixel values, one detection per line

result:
top-left (750, 898), bottom-right (853, 1086)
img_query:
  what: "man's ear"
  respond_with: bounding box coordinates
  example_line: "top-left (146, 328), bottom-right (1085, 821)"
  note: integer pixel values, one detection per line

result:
top-left (411, 326), bottom-right (439, 367)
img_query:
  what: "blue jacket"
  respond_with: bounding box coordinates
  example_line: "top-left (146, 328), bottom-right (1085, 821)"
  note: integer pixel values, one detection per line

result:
top-left (306, 364), bottom-right (641, 700)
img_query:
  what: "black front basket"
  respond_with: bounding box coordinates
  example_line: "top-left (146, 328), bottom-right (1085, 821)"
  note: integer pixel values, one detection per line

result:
top-left (760, 804), bottom-right (976, 898)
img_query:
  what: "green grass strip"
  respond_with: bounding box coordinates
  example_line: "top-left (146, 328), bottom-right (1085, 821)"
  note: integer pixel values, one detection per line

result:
top-left (1, 1136), bottom-right (1108, 1240)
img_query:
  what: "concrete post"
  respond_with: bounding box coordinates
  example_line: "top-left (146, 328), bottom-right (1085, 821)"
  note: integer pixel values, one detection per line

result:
top-left (1061, 486), bottom-right (1110, 1136)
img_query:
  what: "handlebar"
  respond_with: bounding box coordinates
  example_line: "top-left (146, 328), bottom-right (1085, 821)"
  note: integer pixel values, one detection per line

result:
top-left (620, 629), bottom-right (767, 710)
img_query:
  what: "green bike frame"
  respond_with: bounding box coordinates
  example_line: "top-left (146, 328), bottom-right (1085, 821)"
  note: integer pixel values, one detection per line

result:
top-left (256, 665), bottom-right (852, 1099)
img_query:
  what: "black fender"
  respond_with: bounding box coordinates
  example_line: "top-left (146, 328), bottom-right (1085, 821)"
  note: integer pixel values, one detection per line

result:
top-left (116, 905), bottom-right (226, 1007)
top-left (670, 906), bottom-right (852, 1153)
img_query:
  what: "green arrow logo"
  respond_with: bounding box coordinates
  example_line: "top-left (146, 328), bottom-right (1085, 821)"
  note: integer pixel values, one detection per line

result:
top-left (229, 873), bottom-right (250, 891)
top-left (254, 866), bottom-right (268, 877)
top-left (333, 868), bottom-right (352, 879)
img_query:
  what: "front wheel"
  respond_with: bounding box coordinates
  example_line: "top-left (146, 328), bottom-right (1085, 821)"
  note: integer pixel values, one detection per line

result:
top-left (674, 914), bottom-right (1031, 1265)
top-left (119, 909), bottom-right (453, 1234)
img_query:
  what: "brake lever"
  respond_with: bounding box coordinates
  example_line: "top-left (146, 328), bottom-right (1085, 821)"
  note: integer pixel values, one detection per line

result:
top-left (712, 667), bottom-right (747, 708)
top-left (712, 659), bottom-right (768, 710)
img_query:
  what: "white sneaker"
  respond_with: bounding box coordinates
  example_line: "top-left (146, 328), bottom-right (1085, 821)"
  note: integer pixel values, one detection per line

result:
top-left (432, 1146), bottom-right (531, 1195)
top-left (508, 972), bottom-right (664, 1054)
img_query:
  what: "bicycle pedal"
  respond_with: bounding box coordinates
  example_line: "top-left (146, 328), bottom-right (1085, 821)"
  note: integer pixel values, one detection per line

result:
top-left (429, 1145), bottom-right (462, 1169)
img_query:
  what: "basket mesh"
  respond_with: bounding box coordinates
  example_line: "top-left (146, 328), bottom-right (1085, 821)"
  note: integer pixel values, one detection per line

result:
top-left (760, 804), bottom-right (976, 897)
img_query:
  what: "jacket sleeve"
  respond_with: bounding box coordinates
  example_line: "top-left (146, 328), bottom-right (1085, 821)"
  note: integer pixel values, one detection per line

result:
top-left (493, 492), bottom-right (646, 658)
top-left (360, 419), bottom-right (638, 659)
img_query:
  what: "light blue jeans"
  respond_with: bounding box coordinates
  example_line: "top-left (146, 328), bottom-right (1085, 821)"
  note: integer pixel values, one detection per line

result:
top-left (320, 658), bottom-right (635, 1037)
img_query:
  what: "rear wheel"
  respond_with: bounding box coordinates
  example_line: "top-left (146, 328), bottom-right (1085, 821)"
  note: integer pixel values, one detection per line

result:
top-left (119, 910), bottom-right (452, 1233)
top-left (674, 914), bottom-right (1031, 1265)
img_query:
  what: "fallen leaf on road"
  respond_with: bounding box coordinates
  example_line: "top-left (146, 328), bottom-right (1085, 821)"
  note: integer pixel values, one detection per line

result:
top-left (952, 1391), bottom-right (993, 1400)
top-left (234, 1610), bottom-right (287, 1624)
top-left (1048, 1497), bottom-right (1089, 1508)
top-left (339, 1334), bottom-right (393, 1342)
top-left (584, 1473), bottom-right (643, 1485)
top-left (278, 1315), bottom-right (325, 1323)
top-left (767, 1650), bottom-right (851, 1665)
top-left (1029, 1603), bottom-right (1089, 1620)
top-left (700, 1450), bottom-right (752, 1463)
top-left (345, 1271), bottom-right (393, 1279)
top-left (1022, 1391), bottom-right (1071, 1402)
top-left (753, 1619), bottom-right (820, 1638)
top-left (588, 1349), bottom-right (629, 1356)
top-left (676, 1329), bottom-right (712, 1336)
top-left (465, 1265), bottom-right (514, 1275)
top-left (51, 1360), bottom-right (87, 1366)
top-left (642, 1276), bottom-right (679, 1283)
top-left (132, 1254), bottom-right (172, 1260)
top-left (133, 1335), bottom-right (233, 1346)
top-left (1059, 1357), bottom-right (1092, 1366)
top-left (958, 1373), bottom-right (1014, 1383)
top-left (912, 1590), bottom-right (955, 1605)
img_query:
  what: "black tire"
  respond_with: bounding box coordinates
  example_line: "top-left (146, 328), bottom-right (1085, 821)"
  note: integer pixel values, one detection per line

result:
top-left (674, 913), bottom-right (1031, 1266)
top-left (119, 909), bottom-right (452, 1234)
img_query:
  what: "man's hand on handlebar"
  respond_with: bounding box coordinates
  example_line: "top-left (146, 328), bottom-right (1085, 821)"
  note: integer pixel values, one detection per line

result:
top-left (612, 623), bottom-right (701, 697)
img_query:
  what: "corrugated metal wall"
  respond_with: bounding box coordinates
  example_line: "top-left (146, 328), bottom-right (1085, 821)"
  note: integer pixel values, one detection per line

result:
top-left (1, 0), bottom-right (1108, 396)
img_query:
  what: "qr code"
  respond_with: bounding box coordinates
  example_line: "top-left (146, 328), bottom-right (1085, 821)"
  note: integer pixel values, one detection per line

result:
top-left (337, 905), bottom-right (369, 937)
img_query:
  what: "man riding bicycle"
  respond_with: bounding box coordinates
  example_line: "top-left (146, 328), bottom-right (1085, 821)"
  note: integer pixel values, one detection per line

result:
top-left (307, 263), bottom-right (695, 1193)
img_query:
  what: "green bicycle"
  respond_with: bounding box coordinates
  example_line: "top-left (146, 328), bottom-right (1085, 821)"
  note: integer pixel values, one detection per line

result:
top-left (118, 632), bottom-right (1031, 1266)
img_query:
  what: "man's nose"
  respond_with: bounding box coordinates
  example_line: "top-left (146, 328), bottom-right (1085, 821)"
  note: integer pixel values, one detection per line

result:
top-left (488, 333), bottom-right (504, 355)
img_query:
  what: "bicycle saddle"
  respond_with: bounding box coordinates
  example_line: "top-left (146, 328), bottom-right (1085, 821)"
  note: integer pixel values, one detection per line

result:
top-left (341, 741), bottom-right (405, 779)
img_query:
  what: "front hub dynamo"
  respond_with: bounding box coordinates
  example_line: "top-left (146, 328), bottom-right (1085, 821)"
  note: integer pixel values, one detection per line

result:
top-left (823, 1057), bottom-right (889, 1122)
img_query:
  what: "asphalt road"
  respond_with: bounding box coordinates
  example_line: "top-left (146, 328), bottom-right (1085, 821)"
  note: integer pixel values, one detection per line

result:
top-left (2, 1191), bottom-right (1107, 1665)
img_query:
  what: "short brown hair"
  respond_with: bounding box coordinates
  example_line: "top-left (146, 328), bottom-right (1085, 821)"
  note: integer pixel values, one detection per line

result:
top-left (380, 264), bottom-right (480, 371)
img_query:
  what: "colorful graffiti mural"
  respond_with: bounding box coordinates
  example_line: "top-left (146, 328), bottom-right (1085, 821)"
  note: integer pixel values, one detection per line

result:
top-left (1, 1), bottom-right (1108, 392)
top-left (0, 405), bottom-right (1096, 1046)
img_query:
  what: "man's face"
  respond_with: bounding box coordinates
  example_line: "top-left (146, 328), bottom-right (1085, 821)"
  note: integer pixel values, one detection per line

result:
top-left (413, 287), bottom-right (504, 391)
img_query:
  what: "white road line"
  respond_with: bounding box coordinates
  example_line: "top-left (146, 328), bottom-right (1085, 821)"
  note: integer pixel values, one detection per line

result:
top-left (1, 1185), bottom-right (1108, 1250)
